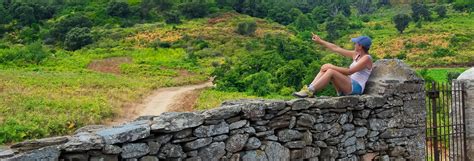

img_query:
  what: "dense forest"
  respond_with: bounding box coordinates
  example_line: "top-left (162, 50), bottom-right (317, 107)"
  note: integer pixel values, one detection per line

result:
top-left (0, 0), bottom-right (473, 144)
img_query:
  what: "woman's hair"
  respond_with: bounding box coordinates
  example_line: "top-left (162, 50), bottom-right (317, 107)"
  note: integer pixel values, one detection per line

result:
top-left (361, 46), bottom-right (369, 53)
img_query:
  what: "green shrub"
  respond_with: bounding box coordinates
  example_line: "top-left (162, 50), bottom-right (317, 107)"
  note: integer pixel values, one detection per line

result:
top-left (64, 27), bottom-right (93, 51)
top-left (434, 5), bottom-right (447, 18)
top-left (293, 14), bottom-right (312, 31)
top-left (311, 6), bottom-right (329, 24)
top-left (243, 71), bottom-right (276, 96)
top-left (179, 2), bottom-right (209, 19)
top-left (165, 11), bottom-right (181, 24)
top-left (0, 41), bottom-right (49, 65)
top-left (14, 5), bottom-right (36, 26)
top-left (392, 13), bottom-right (411, 34)
top-left (361, 15), bottom-right (370, 22)
top-left (236, 20), bottom-right (257, 36)
top-left (373, 23), bottom-right (383, 30)
top-left (447, 71), bottom-right (461, 82)
top-left (326, 14), bottom-right (349, 41)
top-left (411, 2), bottom-right (432, 21)
top-left (432, 48), bottom-right (456, 57)
top-left (49, 14), bottom-right (93, 41)
top-left (106, 2), bottom-right (130, 18)
top-left (453, 0), bottom-right (474, 12)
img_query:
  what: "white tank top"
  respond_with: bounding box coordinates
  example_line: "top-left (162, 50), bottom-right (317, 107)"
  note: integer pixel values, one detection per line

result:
top-left (349, 54), bottom-right (372, 92)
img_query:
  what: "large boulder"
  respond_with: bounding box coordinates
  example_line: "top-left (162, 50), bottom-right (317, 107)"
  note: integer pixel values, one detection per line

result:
top-left (365, 59), bottom-right (423, 95)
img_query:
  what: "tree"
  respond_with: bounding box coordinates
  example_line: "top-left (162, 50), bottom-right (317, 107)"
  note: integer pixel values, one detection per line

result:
top-left (236, 20), bottom-right (257, 36)
top-left (356, 0), bottom-right (374, 14)
top-left (311, 6), bottom-right (329, 23)
top-left (14, 5), bottom-right (36, 26)
top-left (243, 71), bottom-right (276, 96)
top-left (294, 14), bottom-right (312, 31)
top-left (434, 5), bottom-right (447, 18)
top-left (106, 2), bottom-right (130, 17)
top-left (329, 0), bottom-right (351, 17)
top-left (164, 11), bottom-right (181, 24)
top-left (377, 0), bottom-right (390, 7)
top-left (179, 2), bottom-right (209, 19)
top-left (411, 2), bottom-right (431, 22)
top-left (49, 14), bottom-right (92, 41)
top-left (392, 13), bottom-right (411, 34)
top-left (0, 4), bottom-right (12, 24)
top-left (64, 27), bottom-right (93, 51)
top-left (276, 59), bottom-right (306, 88)
top-left (326, 14), bottom-right (349, 41)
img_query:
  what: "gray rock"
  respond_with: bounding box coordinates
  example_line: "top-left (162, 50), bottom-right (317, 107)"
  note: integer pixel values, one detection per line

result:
top-left (320, 147), bottom-right (338, 160)
top-left (102, 144), bottom-right (122, 154)
top-left (329, 123), bottom-right (342, 136)
top-left (184, 138), bottom-right (212, 150)
top-left (121, 143), bottom-right (150, 159)
top-left (290, 149), bottom-right (303, 160)
top-left (0, 148), bottom-right (14, 158)
top-left (245, 137), bottom-right (261, 150)
top-left (264, 141), bottom-right (290, 161)
top-left (152, 112), bottom-right (204, 132)
top-left (355, 127), bottom-right (368, 137)
top-left (95, 123), bottom-right (150, 144)
top-left (231, 127), bottom-right (256, 135)
top-left (379, 128), bottom-right (418, 138)
top-left (289, 116), bottom-right (296, 129)
top-left (187, 150), bottom-right (198, 157)
top-left (343, 137), bottom-right (357, 147)
top-left (74, 125), bottom-right (107, 134)
top-left (363, 96), bottom-right (386, 108)
top-left (356, 138), bottom-right (365, 150)
top-left (297, 114), bottom-right (316, 128)
top-left (60, 132), bottom-right (104, 152)
top-left (140, 156), bottom-right (159, 161)
top-left (277, 129), bottom-right (303, 142)
top-left (10, 136), bottom-right (69, 152)
top-left (457, 67), bottom-right (474, 80)
top-left (380, 155), bottom-right (390, 161)
top-left (172, 137), bottom-right (198, 144)
top-left (255, 131), bottom-right (274, 137)
top-left (229, 120), bottom-right (247, 130)
top-left (365, 59), bottom-right (423, 96)
top-left (226, 134), bottom-right (249, 153)
top-left (302, 147), bottom-right (321, 159)
top-left (303, 131), bottom-right (313, 145)
top-left (264, 135), bottom-right (278, 141)
top-left (159, 143), bottom-right (186, 159)
top-left (185, 156), bottom-right (202, 161)
top-left (194, 121), bottom-right (229, 137)
top-left (390, 146), bottom-right (406, 156)
top-left (342, 124), bottom-right (355, 131)
top-left (202, 105), bottom-right (242, 120)
top-left (314, 141), bottom-right (327, 148)
top-left (3, 146), bottom-right (60, 161)
top-left (175, 129), bottom-right (193, 139)
top-left (288, 99), bottom-right (311, 110)
top-left (339, 113), bottom-right (349, 125)
top-left (198, 142), bottom-right (226, 161)
top-left (242, 103), bottom-right (266, 119)
top-left (213, 135), bottom-right (229, 142)
top-left (368, 119), bottom-right (387, 131)
top-left (242, 150), bottom-right (268, 161)
top-left (284, 141), bottom-right (306, 149)
top-left (61, 154), bottom-right (89, 161)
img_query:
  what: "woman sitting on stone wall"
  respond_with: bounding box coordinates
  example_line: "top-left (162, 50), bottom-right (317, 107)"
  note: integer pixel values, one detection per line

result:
top-left (293, 33), bottom-right (373, 98)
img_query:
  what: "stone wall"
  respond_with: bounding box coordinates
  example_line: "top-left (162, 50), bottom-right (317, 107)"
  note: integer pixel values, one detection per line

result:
top-left (0, 59), bottom-right (426, 161)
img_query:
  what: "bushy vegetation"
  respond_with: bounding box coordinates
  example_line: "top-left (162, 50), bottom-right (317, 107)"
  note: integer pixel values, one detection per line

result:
top-left (0, 0), bottom-right (472, 144)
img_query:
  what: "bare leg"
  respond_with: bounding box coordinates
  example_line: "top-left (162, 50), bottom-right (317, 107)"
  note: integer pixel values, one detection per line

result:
top-left (312, 69), bottom-right (352, 95)
top-left (310, 70), bottom-right (326, 86)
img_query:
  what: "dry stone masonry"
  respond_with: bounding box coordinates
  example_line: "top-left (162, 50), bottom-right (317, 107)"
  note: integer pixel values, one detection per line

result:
top-left (0, 59), bottom-right (426, 161)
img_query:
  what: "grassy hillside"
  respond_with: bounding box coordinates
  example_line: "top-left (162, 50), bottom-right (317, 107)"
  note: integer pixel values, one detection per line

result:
top-left (0, 0), bottom-right (472, 144)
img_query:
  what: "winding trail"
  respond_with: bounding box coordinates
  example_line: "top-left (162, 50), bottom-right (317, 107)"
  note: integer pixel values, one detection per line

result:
top-left (107, 81), bottom-right (213, 125)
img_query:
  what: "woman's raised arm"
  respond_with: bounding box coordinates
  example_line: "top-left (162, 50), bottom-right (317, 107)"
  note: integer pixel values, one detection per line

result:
top-left (312, 33), bottom-right (356, 58)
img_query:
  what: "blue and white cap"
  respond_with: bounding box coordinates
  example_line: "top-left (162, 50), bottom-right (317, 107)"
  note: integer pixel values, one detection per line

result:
top-left (351, 36), bottom-right (372, 49)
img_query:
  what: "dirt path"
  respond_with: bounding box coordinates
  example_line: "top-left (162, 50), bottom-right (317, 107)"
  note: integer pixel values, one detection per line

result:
top-left (106, 81), bottom-right (213, 125)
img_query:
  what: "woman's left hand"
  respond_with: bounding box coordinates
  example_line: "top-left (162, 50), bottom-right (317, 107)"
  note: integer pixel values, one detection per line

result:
top-left (321, 64), bottom-right (334, 72)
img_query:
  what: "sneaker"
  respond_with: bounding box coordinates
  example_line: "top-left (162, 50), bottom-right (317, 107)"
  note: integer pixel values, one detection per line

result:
top-left (293, 86), bottom-right (315, 98)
